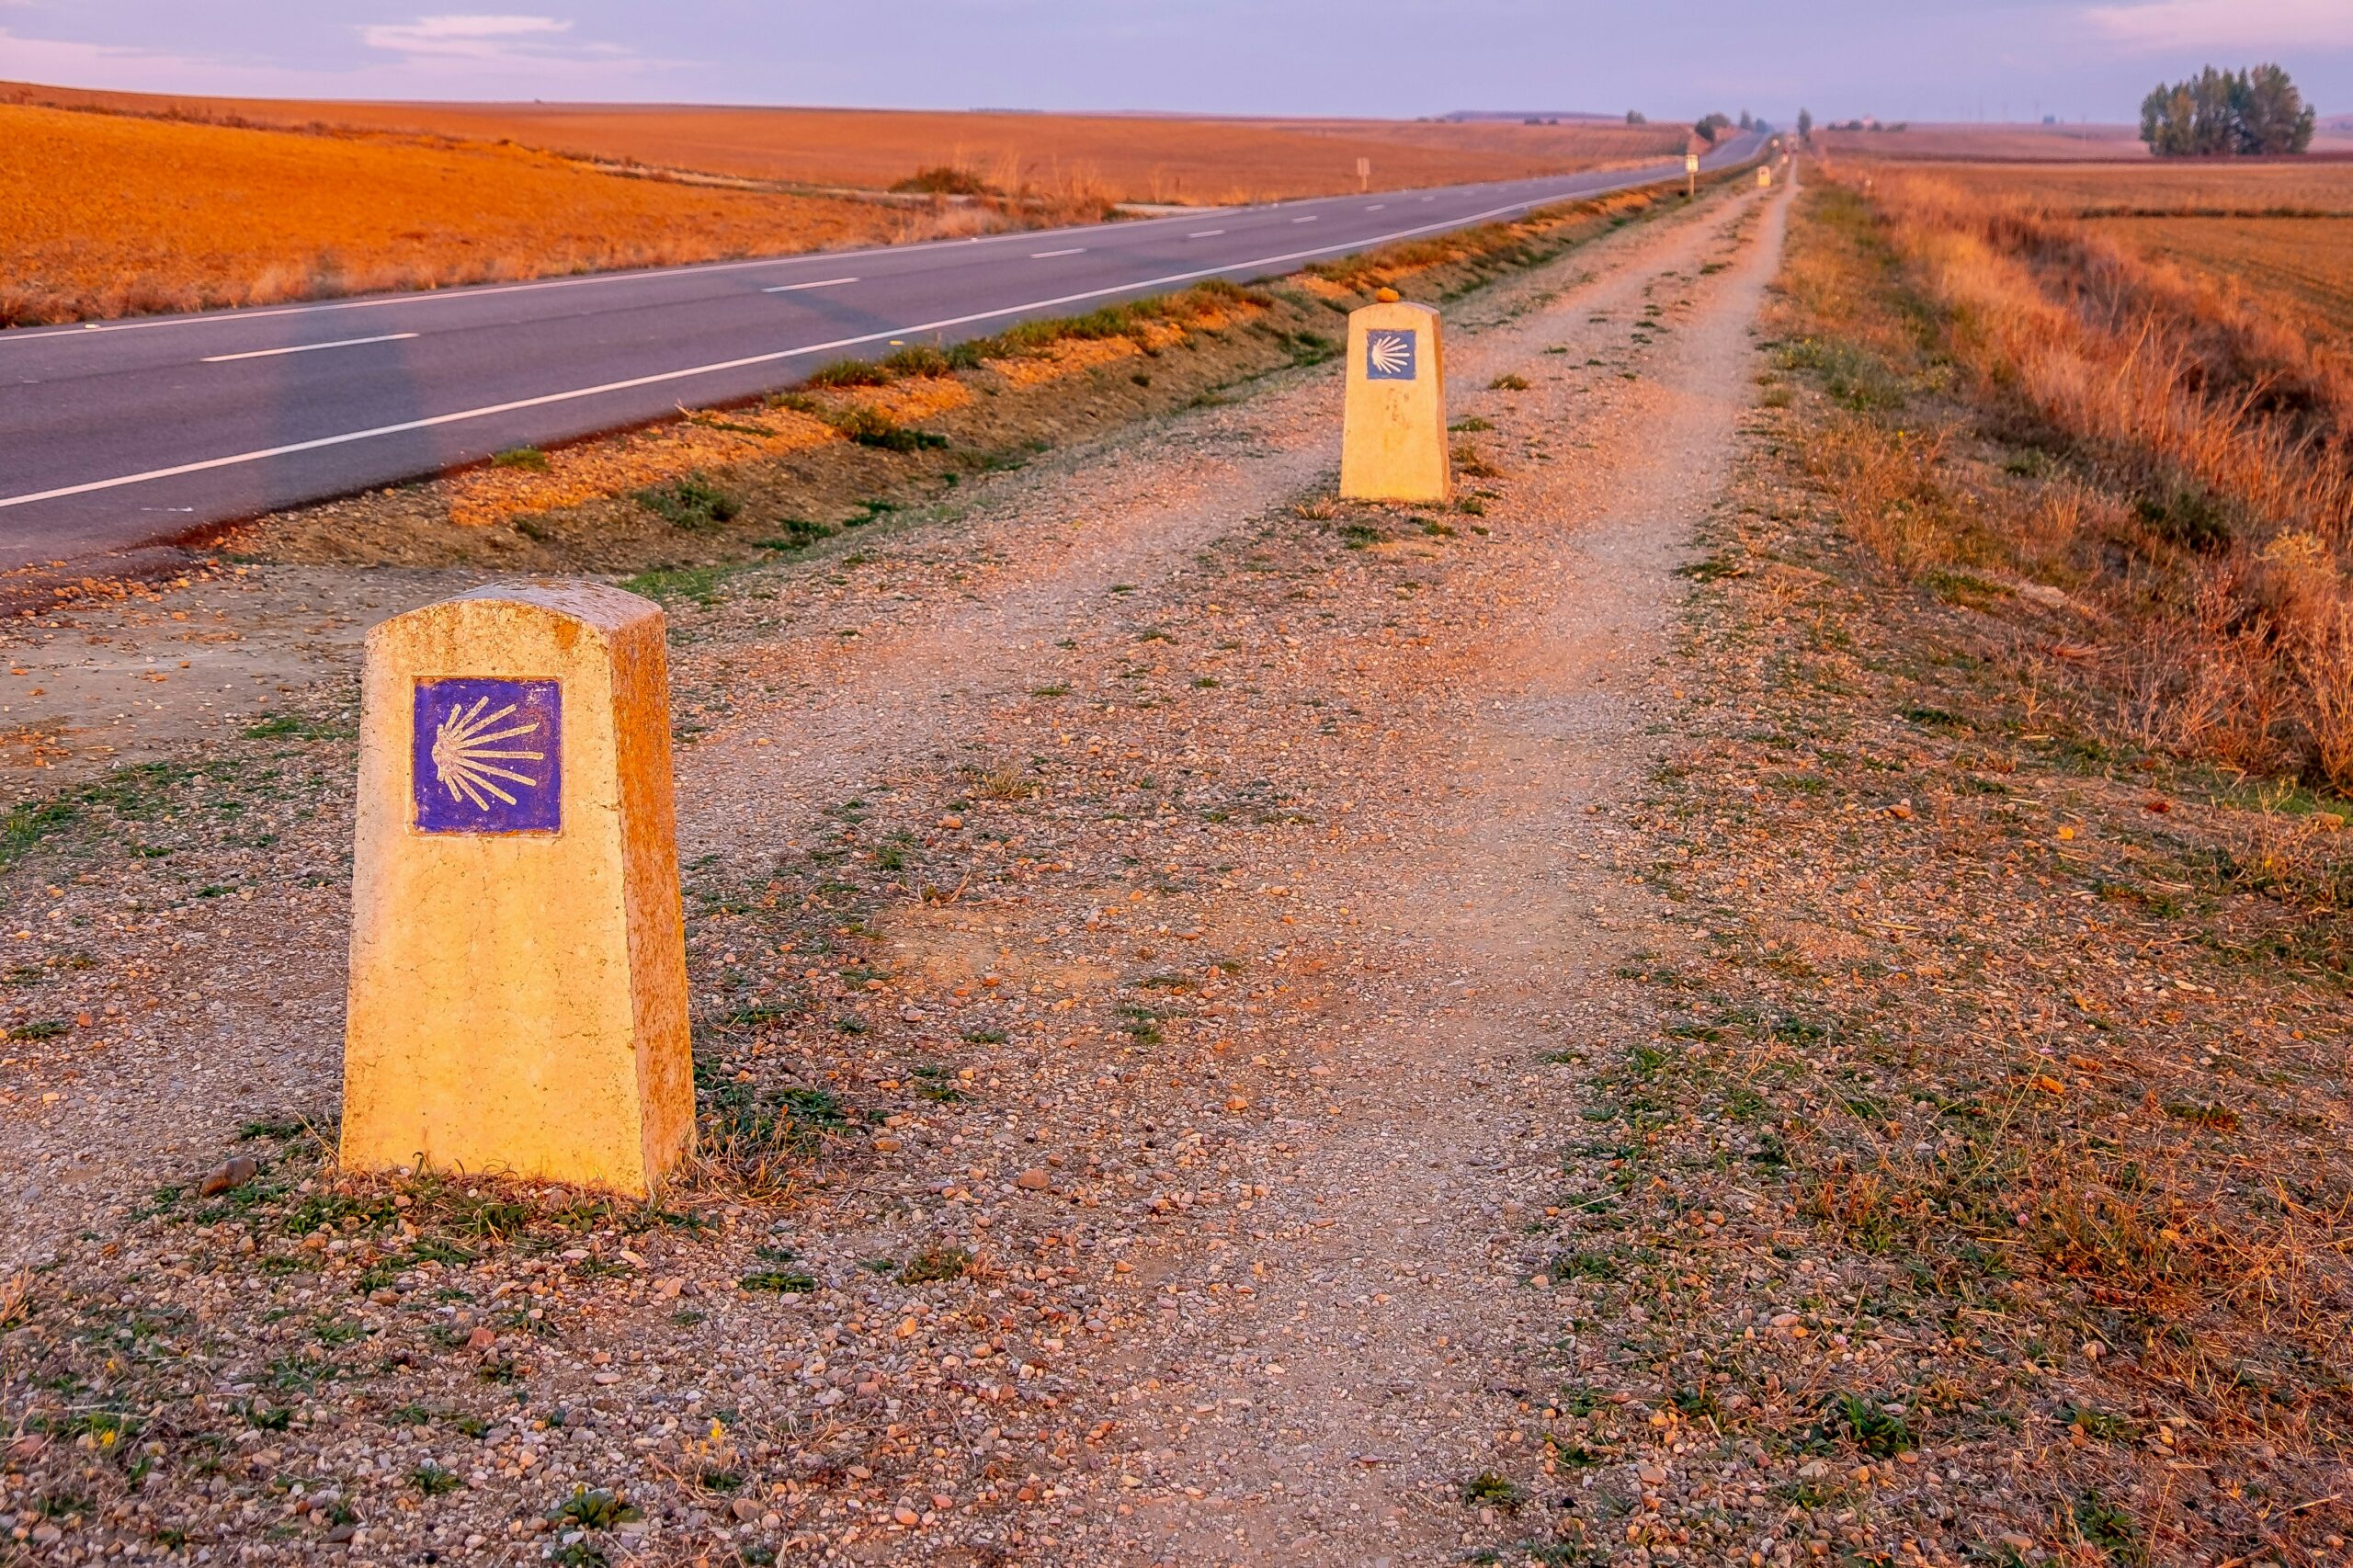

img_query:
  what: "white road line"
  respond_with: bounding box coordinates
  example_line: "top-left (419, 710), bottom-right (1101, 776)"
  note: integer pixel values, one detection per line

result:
top-left (0, 176), bottom-right (1718, 513)
top-left (760, 277), bottom-right (859, 293)
top-left (1188, 229), bottom-right (1226, 238)
top-left (1366, 203), bottom-right (1387, 210)
top-left (199, 333), bottom-right (419, 364)
top-left (1292, 215), bottom-right (1319, 223)
top-left (1029, 247), bottom-right (1087, 258)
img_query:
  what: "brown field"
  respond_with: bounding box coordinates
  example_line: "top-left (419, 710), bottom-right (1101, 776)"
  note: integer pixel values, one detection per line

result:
top-left (1893, 158), bottom-right (2353, 214)
top-left (0, 102), bottom-right (1031, 326)
top-left (1823, 119), bottom-right (2353, 162)
top-left (2093, 216), bottom-right (2353, 335)
top-left (2, 79), bottom-right (1689, 204)
top-left (1855, 160), bottom-right (2353, 343)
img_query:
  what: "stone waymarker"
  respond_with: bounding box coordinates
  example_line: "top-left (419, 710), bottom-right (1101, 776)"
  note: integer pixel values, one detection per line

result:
top-left (341, 581), bottom-right (693, 1198)
top-left (1685, 150), bottom-right (1699, 197)
top-left (1757, 164), bottom-right (1774, 189)
top-left (1339, 292), bottom-right (1450, 504)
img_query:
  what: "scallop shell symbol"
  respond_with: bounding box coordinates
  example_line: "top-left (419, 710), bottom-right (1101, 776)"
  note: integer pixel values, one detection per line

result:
top-left (429, 695), bottom-right (546, 812)
top-left (1366, 330), bottom-right (1414, 379)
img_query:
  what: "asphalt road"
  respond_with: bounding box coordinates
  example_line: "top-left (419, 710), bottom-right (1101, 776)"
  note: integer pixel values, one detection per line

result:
top-left (0, 134), bottom-right (1762, 571)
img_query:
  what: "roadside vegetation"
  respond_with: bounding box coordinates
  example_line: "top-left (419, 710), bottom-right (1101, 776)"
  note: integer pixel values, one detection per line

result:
top-left (1580, 165), bottom-right (2349, 1563)
top-left (221, 174), bottom-right (1742, 576)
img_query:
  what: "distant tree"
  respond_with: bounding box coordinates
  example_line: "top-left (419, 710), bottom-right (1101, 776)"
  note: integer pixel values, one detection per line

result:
top-left (1693, 111), bottom-right (1733, 144)
top-left (1737, 108), bottom-right (1754, 131)
top-left (1625, 108), bottom-right (1647, 124)
top-left (2141, 63), bottom-right (2315, 155)
top-left (1796, 107), bottom-right (1814, 141)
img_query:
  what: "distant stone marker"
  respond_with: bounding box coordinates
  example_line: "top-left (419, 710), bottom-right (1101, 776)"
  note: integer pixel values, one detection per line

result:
top-left (342, 581), bottom-right (693, 1198)
top-left (1685, 150), bottom-right (1699, 197)
top-left (1757, 164), bottom-right (1773, 188)
top-left (1340, 293), bottom-right (1450, 504)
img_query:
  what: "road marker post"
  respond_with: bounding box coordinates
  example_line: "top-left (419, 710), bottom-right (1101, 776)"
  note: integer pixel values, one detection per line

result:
top-left (341, 581), bottom-right (693, 1198)
top-left (1686, 150), bottom-right (1699, 198)
top-left (1340, 289), bottom-right (1450, 505)
top-left (1757, 164), bottom-right (1773, 189)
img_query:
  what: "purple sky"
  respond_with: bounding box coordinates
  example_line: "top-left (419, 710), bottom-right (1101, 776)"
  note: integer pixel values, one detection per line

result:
top-left (2, 1), bottom-right (2348, 119)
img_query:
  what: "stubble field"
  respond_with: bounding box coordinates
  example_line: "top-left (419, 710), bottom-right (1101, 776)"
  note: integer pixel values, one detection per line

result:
top-left (1841, 156), bottom-right (2353, 342)
top-left (0, 84), bottom-right (1694, 329)
top-left (0, 102), bottom-right (980, 327)
top-left (5, 80), bottom-right (1688, 203)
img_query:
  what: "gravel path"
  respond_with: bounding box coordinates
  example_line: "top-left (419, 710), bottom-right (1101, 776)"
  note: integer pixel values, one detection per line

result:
top-left (0, 174), bottom-right (1790, 1566)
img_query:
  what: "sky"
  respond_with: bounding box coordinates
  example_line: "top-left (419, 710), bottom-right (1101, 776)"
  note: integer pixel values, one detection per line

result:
top-left (2, 0), bottom-right (2349, 120)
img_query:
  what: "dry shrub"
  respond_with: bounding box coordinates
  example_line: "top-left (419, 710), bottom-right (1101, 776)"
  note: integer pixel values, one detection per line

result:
top-left (1833, 169), bottom-right (2353, 788)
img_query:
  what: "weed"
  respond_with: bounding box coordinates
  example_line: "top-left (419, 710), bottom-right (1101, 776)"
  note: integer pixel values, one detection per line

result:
top-left (631, 474), bottom-right (740, 531)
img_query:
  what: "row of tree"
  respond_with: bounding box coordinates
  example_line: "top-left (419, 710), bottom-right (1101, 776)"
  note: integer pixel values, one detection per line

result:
top-left (2140, 64), bottom-right (2315, 156)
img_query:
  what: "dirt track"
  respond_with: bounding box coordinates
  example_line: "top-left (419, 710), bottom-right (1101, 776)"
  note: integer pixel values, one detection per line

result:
top-left (0, 173), bottom-right (1790, 1565)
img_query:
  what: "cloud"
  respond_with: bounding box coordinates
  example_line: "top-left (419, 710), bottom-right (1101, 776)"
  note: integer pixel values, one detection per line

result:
top-left (358, 14), bottom-right (595, 62)
top-left (0, 17), bottom-right (665, 98)
top-left (2085, 0), bottom-right (2353, 52)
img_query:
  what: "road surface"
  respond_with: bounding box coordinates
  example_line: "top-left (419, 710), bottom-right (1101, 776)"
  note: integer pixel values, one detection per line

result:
top-left (0, 134), bottom-right (1761, 571)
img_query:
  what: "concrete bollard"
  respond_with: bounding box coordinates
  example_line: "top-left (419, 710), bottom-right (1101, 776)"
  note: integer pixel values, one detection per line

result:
top-left (1339, 291), bottom-right (1451, 505)
top-left (340, 580), bottom-right (694, 1197)
top-left (1757, 165), bottom-right (1773, 189)
top-left (1685, 150), bottom-right (1699, 198)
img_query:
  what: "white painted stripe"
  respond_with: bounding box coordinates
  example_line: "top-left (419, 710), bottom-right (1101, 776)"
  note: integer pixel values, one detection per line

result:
top-left (1366, 203), bottom-right (1386, 210)
top-left (0, 146), bottom-right (1740, 352)
top-left (1292, 215), bottom-right (1319, 223)
top-left (760, 277), bottom-right (859, 293)
top-left (199, 333), bottom-right (418, 363)
top-left (0, 177), bottom-right (1711, 513)
top-left (1188, 229), bottom-right (1225, 238)
top-left (1029, 247), bottom-right (1086, 258)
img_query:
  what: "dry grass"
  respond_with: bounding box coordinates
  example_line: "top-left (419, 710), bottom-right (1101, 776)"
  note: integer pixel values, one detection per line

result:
top-left (0, 102), bottom-right (1005, 327)
top-left (1894, 159), bottom-right (2353, 217)
top-left (1787, 165), bottom-right (2353, 788)
top-left (3, 79), bottom-right (1689, 206)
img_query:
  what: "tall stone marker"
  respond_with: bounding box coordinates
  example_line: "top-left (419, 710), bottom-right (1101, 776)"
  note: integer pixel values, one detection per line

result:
top-left (342, 581), bottom-right (693, 1198)
top-left (1340, 292), bottom-right (1451, 504)
top-left (1757, 164), bottom-right (1773, 189)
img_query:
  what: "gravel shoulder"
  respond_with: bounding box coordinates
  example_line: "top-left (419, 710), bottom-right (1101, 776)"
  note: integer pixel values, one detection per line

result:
top-left (0, 176), bottom-right (1790, 1567)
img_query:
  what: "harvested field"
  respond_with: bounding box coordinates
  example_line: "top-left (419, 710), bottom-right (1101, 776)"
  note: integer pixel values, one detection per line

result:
top-left (1895, 159), bottom-right (2353, 215)
top-left (2092, 216), bottom-right (2353, 335)
top-left (0, 102), bottom-right (978, 327)
top-left (4, 79), bottom-right (1690, 204)
top-left (1821, 119), bottom-right (2353, 161)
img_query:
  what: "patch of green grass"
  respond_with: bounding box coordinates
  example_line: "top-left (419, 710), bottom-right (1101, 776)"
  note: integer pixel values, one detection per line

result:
top-left (2162, 1100), bottom-right (2238, 1131)
top-left (1459, 1471), bottom-right (1524, 1509)
top-left (740, 1268), bottom-right (818, 1293)
top-left (616, 562), bottom-right (741, 607)
top-left (490, 446), bottom-right (549, 472)
top-left (901, 1246), bottom-right (972, 1284)
top-left (1488, 373), bottom-right (1530, 391)
top-left (631, 473), bottom-right (740, 531)
top-left (411, 1463), bottom-right (461, 1496)
top-left (550, 1487), bottom-right (641, 1530)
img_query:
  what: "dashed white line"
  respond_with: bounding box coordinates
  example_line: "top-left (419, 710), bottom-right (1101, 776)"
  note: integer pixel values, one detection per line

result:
top-left (1188, 229), bottom-right (1226, 238)
top-left (199, 333), bottom-right (418, 364)
top-left (0, 166), bottom-right (1745, 513)
top-left (1029, 247), bottom-right (1087, 258)
top-left (1292, 215), bottom-right (1319, 223)
top-left (1366, 203), bottom-right (1387, 211)
top-left (761, 277), bottom-right (859, 293)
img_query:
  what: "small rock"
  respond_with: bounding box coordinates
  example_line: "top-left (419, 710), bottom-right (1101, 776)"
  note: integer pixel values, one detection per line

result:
top-left (730, 1497), bottom-right (762, 1522)
top-left (874, 1136), bottom-right (903, 1153)
top-left (198, 1156), bottom-right (259, 1198)
top-left (1796, 1460), bottom-right (1829, 1481)
top-left (1635, 1462), bottom-right (1668, 1486)
top-left (465, 1326), bottom-right (497, 1352)
top-left (892, 1506), bottom-right (921, 1527)
top-left (1016, 1168), bottom-right (1051, 1191)
top-left (1223, 1096), bottom-right (1250, 1113)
